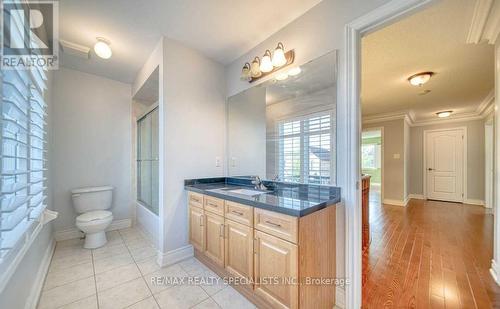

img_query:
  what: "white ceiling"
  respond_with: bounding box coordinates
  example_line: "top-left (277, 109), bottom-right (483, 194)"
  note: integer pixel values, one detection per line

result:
top-left (59, 0), bottom-right (322, 84)
top-left (361, 0), bottom-right (495, 121)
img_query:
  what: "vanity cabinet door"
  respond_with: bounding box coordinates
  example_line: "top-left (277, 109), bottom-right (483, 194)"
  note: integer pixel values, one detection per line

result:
top-left (204, 212), bottom-right (225, 267)
top-left (224, 219), bottom-right (253, 281)
top-left (189, 206), bottom-right (205, 251)
top-left (254, 231), bottom-right (298, 309)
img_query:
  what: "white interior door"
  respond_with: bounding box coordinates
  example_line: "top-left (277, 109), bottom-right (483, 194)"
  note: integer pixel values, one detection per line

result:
top-left (425, 129), bottom-right (464, 202)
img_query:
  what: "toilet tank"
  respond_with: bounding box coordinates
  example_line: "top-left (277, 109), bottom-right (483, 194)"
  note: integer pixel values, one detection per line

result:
top-left (71, 186), bottom-right (114, 213)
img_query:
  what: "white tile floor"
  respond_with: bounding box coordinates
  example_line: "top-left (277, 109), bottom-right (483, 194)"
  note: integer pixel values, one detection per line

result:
top-left (37, 228), bottom-right (256, 309)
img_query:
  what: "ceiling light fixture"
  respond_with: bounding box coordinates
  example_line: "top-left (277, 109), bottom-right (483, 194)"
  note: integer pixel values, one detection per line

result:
top-left (94, 37), bottom-right (112, 59)
top-left (436, 111), bottom-right (452, 118)
top-left (241, 42), bottom-right (295, 83)
top-left (260, 50), bottom-right (273, 73)
top-left (287, 67), bottom-right (301, 76)
top-left (408, 71), bottom-right (434, 87)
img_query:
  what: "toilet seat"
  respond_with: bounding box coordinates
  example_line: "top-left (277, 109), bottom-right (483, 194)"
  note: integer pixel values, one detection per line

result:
top-left (76, 210), bottom-right (113, 223)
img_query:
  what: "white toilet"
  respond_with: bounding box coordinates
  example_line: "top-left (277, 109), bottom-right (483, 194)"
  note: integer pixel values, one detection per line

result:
top-left (71, 186), bottom-right (114, 249)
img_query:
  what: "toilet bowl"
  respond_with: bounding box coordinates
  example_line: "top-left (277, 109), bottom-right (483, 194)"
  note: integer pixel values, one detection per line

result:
top-left (76, 210), bottom-right (113, 248)
top-left (71, 186), bottom-right (114, 249)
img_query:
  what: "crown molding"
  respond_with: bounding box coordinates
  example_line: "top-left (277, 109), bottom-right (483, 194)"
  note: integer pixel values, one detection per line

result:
top-left (362, 111), bottom-right (409, 125)
top-left (467, 0), bottom-right (500, 45)
top-left (363, 90), bottom-right (495, 127)
top-left (467, 0), bottom-right (494, 44)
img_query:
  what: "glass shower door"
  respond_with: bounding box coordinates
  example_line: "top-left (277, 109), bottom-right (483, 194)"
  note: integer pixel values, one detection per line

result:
top-left (137, 107), bottom-right (159, 215)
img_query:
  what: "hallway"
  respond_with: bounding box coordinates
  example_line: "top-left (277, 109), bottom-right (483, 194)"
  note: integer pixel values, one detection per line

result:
top-left (362, 197), bottom-right (500, 308)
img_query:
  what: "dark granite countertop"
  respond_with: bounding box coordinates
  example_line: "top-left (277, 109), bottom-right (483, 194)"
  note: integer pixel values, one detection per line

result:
top-left (184, 177), bottom-right (341, 217)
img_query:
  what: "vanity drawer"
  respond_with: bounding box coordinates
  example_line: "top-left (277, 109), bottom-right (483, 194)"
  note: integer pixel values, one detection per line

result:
top-left (204, 196), bottom-right (225, 216)
top-left (225, 201), bottom-right (253, 226)
top-left (254, 208), bottom-right (298, 244)
top-left (188, 192), bottom-right (204, 209)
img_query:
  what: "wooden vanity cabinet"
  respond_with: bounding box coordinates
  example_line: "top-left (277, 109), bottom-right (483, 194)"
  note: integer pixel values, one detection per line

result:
top-left (189, 205), bottom-right (205, 252)
top-left (224, 219), bottom-right (254, 280)
top-left (204, 211), bottom-right (225, 267)
top-left (188, 193), bottom-right (336, 309)
top-left (254, 230), bottom-right (298, 309)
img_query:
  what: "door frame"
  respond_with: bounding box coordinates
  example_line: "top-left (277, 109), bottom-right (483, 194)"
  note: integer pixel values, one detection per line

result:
top-left (362, 127), bottom-right (384, 202)
top-left (340, 0), bottom-right (439, 307)
top-left (485, 120), bottom-right (494, 209)
top-left (422, 127), bottom-right (467, 202)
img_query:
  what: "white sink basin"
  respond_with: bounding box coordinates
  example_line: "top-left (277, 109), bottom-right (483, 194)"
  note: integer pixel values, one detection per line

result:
top-left (229, 189), bottom-right (268, 196)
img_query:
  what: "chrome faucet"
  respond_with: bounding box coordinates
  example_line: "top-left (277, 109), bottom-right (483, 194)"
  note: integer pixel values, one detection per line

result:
top-left (251, 176), bottom-right (267, 190)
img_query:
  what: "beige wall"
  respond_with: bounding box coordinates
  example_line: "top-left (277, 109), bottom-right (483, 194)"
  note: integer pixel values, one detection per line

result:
top-left (52, 68), bottom-right (132, 232)
top-left (363, 119), bottom-right (407, 202)
top-left (364, 117), bottom-right (488, 202)
top-left (409, 119), bottom-right (486, 200)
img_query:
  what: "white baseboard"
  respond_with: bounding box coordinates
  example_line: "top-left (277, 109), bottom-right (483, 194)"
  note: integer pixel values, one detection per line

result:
top-left (490, 259), bottom-right (500, 286)
top-left (464, 199), bottom-right (485, 206)
top-left (54, 219), bottom-right (132, 241)
top-left (157, 245), bottom-right (194, 268)
top-left (408, 194), bottom-right (425, 199)
top-left (383, 198), bottom-right (408, 207)
top-left (25, 237), bottom-right (55, 309)
top-left (335, 286), bottom-right (345, 309)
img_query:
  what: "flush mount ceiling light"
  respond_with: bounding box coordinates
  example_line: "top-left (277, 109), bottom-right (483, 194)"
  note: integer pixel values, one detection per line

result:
top-left (94, 37), bottom-right (112, 59)
top-left (408, 71), bottom-right (434, 87)
top-left (241, 42), bottom-right (295, 83)
top-left (436, 111), bottom-right (452, 118)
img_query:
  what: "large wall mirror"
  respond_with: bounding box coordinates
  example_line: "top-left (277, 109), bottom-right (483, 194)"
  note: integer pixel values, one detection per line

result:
top-left (227, 51), bottom-right (337, 185)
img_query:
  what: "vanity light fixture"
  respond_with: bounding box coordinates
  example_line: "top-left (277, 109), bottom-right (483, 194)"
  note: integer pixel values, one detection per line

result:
top-left (436, 111), bottom-right (452, 118)
top-left (241, 42), bottom-right (295, 83)
top-left (408, 71), bottom-right (434, 87)
top-left (94, 37), bottom-right (112, 59)
top-left (272, 42), bottom-right (287, 67)
top-left (260, 50), bottom-right (273, 73)
top-left (250, 57), bottom-right (262, 78)
top-left (240, 63), bottom-right (251, 81)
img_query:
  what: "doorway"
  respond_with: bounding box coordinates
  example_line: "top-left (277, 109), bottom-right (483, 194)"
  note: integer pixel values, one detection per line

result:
top-left (485, 121), bottom-right (494, 209)
top-left (361, 129), bottom-right (383, 203)
top-left (423, 127), bottom-right (466, 202)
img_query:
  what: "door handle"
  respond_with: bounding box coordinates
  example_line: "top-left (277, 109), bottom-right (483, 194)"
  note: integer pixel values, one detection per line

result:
top-left (219, 224), bottom-right (224, 238)
top-left (428, 168), bottom-right (434, 171)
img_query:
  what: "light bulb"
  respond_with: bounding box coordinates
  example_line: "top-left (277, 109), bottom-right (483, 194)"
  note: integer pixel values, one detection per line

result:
top-left (251, 57), bottom-right (261, 78)
top-left (272, 42), bottom-right (287, 67)
top-left (288, 66), bottom-right (301, 76)
top-left (240, 63), bottom-right (251, 81)
top-left (94, 38), bottom-right (112, 59)
top-left (260, 50), bottom-right (273, 73)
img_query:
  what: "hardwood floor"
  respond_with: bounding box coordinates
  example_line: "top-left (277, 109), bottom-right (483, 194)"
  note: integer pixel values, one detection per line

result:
top-left (362, 190), bottom-right (500, 308)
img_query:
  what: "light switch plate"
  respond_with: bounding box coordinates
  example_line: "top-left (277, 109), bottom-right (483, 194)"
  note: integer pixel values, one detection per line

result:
top-left (215, 156), bottom-right (221, 167)
top-left (393, 153), bottom-right (400, 159)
